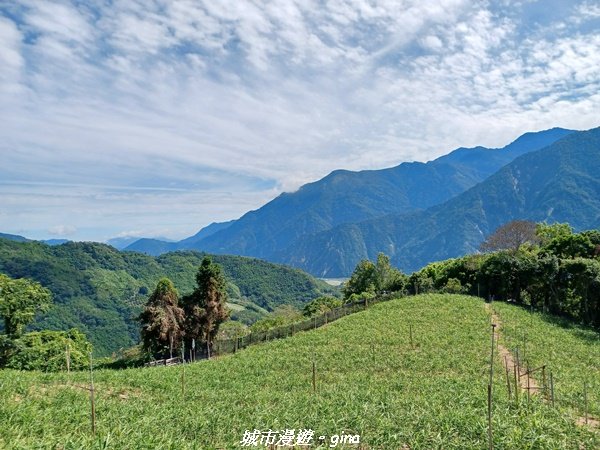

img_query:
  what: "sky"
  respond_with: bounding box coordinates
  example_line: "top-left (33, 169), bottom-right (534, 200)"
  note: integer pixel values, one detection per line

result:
top-left (1, 0), bottom-right (599, 242)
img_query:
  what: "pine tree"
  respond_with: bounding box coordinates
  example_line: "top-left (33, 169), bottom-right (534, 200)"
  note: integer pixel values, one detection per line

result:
top-left (139, 278), bottom-right (185, 359)
top-left (183, 256), bottom-right (230, 354)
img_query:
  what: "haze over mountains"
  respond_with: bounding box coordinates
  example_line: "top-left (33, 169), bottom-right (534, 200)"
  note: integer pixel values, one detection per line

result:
top-left (10, 126), bottom-right (597, 278)
top-left (284, 127), bottom-right (600, 275)
top-left (124, 127), bottom-right (590, 274)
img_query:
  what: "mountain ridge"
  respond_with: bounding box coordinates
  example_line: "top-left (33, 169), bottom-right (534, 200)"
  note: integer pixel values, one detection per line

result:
top-left (126, 127), bottom-right (574, 258)
top-left (280, 127), bottom-right (600, 275)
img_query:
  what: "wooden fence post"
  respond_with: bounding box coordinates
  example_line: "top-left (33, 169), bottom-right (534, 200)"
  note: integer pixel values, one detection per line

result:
top-left (550, 371), bottom-right (555, 407)
top-left (489, 324), bottom-right (496, 387)
top-left (487, 384), bottom-right (493, 450)
top-left (66, 345), bottom-right (71, 374)
top-left (513, 363), bottom-right (519, 404)
top-left (526, 362), bottom-right (530, 405)
top-left (542, 366), bottom-right (547, 399)
top-left (504, 356), bottom-right (511, 400)
top-left (89, 353), bottom-right (96, 435)
top-left (312, 360), bottom-right (316, 394)
top-left (181, 347), bottom-right (186, 397)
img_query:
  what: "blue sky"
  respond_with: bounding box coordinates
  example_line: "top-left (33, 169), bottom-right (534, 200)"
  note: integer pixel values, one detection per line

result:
top-left (1, 0), bottom-right (599, 242)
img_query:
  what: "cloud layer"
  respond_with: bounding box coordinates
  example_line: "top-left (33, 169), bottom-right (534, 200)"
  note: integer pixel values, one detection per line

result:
top-left (1, 0), bottom-right (599, 241)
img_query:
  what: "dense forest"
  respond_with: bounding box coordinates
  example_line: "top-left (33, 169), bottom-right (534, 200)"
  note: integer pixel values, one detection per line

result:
top-left (0, 239), bottom-right (337, 355)
top-left (404, 223), bottom-right (600, 327)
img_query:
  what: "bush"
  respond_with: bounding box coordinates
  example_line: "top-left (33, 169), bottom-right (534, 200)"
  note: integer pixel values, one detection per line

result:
top-left (303, 296), bottom-right (343, 317)
top-left (2, 329), bottom-right (92, 371)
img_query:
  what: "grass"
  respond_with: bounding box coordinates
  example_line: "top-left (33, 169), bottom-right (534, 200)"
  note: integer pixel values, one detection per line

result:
top-left (0, 294), bottom-right (597, 449)
top-left (493, 301), bottom-right (600, 420)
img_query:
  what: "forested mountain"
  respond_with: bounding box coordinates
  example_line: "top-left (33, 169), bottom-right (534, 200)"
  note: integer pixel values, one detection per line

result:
top-left (282, 127), bottom-right (600, 275)
top-left (0, 240), bottom-right (336, 355)
top-left (126, 128), bottom-right (573, 256)
top-left (0, 233), bottom-right (29, 242)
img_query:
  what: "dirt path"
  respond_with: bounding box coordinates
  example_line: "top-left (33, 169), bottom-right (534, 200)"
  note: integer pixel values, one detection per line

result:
top-left (485, 303), bottom-right (599, 430)
top-left (487, 304), bottom-right (540, 395)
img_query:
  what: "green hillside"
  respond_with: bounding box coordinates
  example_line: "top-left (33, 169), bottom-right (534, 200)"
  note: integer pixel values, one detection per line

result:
top-left (0, 240), bottom-right (337, 356)
top-left (284, 127), bottom-right (600, 275)
top-left (1, 294), bottom-right (597, 449)
top-left (128, 129), bottom-right (572, 258)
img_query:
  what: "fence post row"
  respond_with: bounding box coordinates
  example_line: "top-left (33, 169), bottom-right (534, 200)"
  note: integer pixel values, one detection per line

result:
top-left (144, 293), bottom-right (404, 365)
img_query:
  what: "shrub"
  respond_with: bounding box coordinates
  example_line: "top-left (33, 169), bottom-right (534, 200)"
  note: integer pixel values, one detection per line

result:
top-left (2, 328), bottom-right (92, 371)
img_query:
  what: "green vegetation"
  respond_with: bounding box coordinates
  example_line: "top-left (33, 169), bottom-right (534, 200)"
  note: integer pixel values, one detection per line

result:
top-left (302, 296), bottom-right (343, 317)
top-left (182, 256), bottom-right (230, 352)
top-left (249, 305), bottom-right (303, 333)
top-left (406, 223), bottom-right (600, 327)
top-left (0, 329), bottom-right (92, 371)
top-left (0, 273), bottom-right (93, 371)
top-left (0, 239), bottom-right (337, 355)
top-left (343, 253), bottom-right (407, 300)
top-left (0, 273), bottom-right (52, 337)
top-left (494, 301), bottom-right (600, 418)
top-left (0, 294), bottom-right (596, 449)
top-left (139, 278), bottom-right (185, 359)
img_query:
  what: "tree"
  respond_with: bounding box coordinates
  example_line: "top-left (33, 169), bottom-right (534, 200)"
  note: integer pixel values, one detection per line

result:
top-left (344, 253), bottom-right (408, 299)
top-left (343, 259), bottom-right (376, 300)
top-left (480, 220), bottom-right (539, 252)
top-left (217, 321), bottom-right (249, 340)
top-left (303, 296), bottom-right (343, 317)
top-left (250, 305), bottom-right (302, 332)
top-left (0, 274), bottom-right (52, 337)
top-left (182, 257), bottom-right (230, 352)
top-left (1, 328), bottom-right (92, 371)
top-left (543, 233), bottom-right (595, 259)
top-left (536, 222), bottom-right (573, 245)
top-left (139, 278), bottom-right (185, 358)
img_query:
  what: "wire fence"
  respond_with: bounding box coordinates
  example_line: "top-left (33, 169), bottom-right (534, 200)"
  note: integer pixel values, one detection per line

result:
top-left (201, 293), bottom-right (399, 359)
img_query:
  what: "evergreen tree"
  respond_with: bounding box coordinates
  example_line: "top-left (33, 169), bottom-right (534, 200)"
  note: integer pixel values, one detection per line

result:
top-left (139, 278), bottom-right (185, 359)
top-left (183, 257), bottom-right (230, 353)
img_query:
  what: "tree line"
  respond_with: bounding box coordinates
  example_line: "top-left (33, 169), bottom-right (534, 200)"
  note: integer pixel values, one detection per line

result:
top-left (346, 221), bottom-right (600, 327)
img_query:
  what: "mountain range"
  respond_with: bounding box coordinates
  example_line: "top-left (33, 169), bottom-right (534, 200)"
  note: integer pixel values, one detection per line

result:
top-left (125, 127), bottom-right (585, 274)
top-left (282, 127), bottom-right (600, 275)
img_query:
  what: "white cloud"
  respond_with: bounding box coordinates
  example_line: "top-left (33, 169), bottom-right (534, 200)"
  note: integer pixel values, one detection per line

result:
top-left (48, 224), bottom-right (77, 236)
top-left (0, 0), bottom-right (599, 240)
top-left (0, 17), bottom-right (24, 93)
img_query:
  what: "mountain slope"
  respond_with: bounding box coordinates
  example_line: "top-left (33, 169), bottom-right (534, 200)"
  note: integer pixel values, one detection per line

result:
top-left (123, 221), bottom-right (235, 255)
top-left (282, 127), bottom-right (600, 275)
top-left (0, 233), bottom-right (29, 242)
top-left (124, 238), bottom-right (178, 255)
top-left (126, 128), bottom-right (572, 257)
top-left (0, 240), bottom-right (336, 355)
top-left (192, 128), bottom-right (572, 260)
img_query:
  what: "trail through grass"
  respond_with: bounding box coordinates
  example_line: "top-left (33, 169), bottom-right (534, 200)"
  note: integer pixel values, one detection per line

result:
top-left (1, 294), bottom-right (597, 449)
top-left (493, 301), bottom-right (600, 423)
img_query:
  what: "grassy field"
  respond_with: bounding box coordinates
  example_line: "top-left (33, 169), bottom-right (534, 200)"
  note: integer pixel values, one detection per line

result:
top-left (493, 301), bottom-right (600, 419)
top-left (0, 294), bottom-right (598, 449)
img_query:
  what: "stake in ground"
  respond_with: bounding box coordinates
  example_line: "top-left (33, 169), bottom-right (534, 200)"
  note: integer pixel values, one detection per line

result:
top-left (0, 294), bottom-right (598, 449)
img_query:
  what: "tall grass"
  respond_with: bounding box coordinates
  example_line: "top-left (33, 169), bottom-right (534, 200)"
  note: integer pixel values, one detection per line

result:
top-left (0, 294), bottom-right (596, 449)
